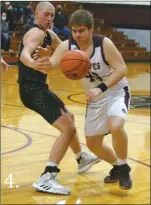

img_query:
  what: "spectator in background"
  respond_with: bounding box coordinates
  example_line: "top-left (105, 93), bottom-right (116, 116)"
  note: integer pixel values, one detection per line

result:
top-left (1, 1), bottom-right (15, 31)
top-left (24, 1), bottom-right (33, 23)
top-left (7, 2), bottom-right (15, 31)
top-left (25, 13), bottom-right (35, 31)
top-left (53, 4), bottom-right (71, 40)
top-left (1, 12), bottom-right (14, 51)
top-left (13, 1), bottom-right (29, 23)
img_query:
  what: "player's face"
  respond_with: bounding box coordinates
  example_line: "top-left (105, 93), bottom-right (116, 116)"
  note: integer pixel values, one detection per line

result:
top-left (72, 25), bottom-right (93, 43)
top-left (36, 7), bottom-right (55, 30)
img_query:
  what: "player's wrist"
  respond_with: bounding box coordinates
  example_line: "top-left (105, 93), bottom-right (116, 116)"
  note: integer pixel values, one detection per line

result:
top-left (97, 82), bottom-right (108, 92)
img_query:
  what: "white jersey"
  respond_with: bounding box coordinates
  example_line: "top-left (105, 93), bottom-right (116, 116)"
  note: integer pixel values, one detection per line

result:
top-left (69, 35), bottom-right (128, 102)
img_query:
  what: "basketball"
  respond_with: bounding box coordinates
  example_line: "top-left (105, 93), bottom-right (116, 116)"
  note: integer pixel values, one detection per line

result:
top-left (60, 50), bottom-right (91, 80)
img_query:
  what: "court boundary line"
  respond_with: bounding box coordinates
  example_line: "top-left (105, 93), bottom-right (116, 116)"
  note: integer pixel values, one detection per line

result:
top-left (1, 125), bottom-right (150, 168)
top-left (1, 125), bottom-right (32, 155)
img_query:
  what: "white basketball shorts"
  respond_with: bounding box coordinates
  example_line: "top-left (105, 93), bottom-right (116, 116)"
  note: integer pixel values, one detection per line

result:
top-left (84, 86), bottom-right (131, 136)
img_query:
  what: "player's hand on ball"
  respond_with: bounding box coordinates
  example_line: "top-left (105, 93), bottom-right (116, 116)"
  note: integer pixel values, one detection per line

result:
top-left (87, 88), bottom-right (102, 102)
top-left (32, 45), bottom-right (51, 60)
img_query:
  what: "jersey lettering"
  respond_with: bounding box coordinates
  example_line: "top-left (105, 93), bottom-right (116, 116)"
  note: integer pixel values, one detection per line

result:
top-left (92, 62), bottom-right (100, 70)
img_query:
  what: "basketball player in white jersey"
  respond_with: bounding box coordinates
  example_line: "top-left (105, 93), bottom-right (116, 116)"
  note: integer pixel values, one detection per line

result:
top-left (34, 9), bottom-right (132, 190)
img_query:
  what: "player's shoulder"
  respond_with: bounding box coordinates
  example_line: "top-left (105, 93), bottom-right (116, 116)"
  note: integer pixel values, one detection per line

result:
top-left (93, 35), bottom-right (114, 49)
top-left (92, 34), bottom-right (105, 47)
top-left (25, 27), bottom-right (45, 38)
top-left (103, 37), bottom-right (115, 49)
top-left (93, 34), bottom-right (111, 43)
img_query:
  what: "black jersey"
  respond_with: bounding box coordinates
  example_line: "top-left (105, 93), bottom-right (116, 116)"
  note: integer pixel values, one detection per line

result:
top-left (17, 24), bottom-right (52, 85)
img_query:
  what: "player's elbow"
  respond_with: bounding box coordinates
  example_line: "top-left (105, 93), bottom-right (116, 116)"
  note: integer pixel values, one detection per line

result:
top-left (118, 64), bottom-right (127, 78)
top-left (121, 66), bottom-right (127, 77)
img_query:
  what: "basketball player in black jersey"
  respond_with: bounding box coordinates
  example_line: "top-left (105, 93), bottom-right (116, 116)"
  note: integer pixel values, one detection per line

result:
top-left (34, 9), bottom-right (132, 190)
top-left (18, 2), bottom-right (100, 195)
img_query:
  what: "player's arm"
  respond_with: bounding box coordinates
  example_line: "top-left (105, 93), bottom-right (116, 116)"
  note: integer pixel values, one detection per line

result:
top-left (20, 28), bottom-right (45, 69)
top-left (1, 57), bottom-right (9, 71)
top-left (48, 29), bottom-right (62, 50)
top-left (87, 37), bottom-right (127, 101)
top-left (32, 29), bottom-right (62, 59)
top-left (37, 40), bottom-right (69, 70)
top-left (98, 37), bottom-right (127, 90)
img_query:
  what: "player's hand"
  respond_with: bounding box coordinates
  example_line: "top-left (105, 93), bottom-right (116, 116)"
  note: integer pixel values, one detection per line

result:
top-left (30, 57), bottom-right (50, 74)
top-left (1, 58), bottom-right (9, 72)
top-left (32, 45), bottom-right (51, 60)
top-left (34, 57), bottom-right (51, 73)
top-left (87, 88), bottom-right (102, 102)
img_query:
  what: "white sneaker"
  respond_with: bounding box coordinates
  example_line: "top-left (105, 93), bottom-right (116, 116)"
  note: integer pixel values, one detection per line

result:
top-left (77, 152), bottom-right (101, 174)
top-left (32, 172), bottom-right (71, 195)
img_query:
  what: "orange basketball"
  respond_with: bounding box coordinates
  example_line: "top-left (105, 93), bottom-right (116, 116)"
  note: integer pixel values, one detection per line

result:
top-left (60, 50), bottom-right (91, 80)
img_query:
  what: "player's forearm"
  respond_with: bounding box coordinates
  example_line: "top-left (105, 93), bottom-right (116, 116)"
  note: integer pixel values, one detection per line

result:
top-left (49, 55), bottom-right (60, 69)
top-left (97, 66), bottom-right (127, 92)
top-left (104, 66), bottom-right (127, 88)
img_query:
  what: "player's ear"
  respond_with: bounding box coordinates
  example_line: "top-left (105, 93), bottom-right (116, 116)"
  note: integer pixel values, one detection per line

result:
top-left (35, 10), bottom-right (39, 19)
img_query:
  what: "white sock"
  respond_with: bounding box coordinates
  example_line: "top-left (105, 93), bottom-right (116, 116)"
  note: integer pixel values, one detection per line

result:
top-left (117, 158), bottom-right (127, 165)
top-left (112, 158), bottom-right (127, 166)
top-left (46, 162), bottom-right (58, 167)
top-left (75, 150), bottom-right (83, 159)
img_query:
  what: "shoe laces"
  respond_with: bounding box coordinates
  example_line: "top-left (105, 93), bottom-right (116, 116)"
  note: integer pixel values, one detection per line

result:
top-left (82, 151), bottom-right (93, 159)
top-left (109, 166), bottom-right (119, 177)
top-left (45, 172), bottom-right (58, 183)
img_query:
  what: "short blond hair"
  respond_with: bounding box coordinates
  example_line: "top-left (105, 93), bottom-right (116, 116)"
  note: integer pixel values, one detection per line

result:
top-left (36, 1), bottom-right (54, 11)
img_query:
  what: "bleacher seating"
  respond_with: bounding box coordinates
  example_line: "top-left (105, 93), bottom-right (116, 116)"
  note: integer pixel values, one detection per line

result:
top-left (2, 1), bottom-right (150, 64)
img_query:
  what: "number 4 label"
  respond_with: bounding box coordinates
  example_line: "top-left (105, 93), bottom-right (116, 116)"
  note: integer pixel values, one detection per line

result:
top-left (4, 173), bottom-right (15, 188)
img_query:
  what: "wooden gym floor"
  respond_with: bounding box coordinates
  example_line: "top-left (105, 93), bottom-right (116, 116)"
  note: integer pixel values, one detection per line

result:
top-left (1, 62), bottom-right (150, 204)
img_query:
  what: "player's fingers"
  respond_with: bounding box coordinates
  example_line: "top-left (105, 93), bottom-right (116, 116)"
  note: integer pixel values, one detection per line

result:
top-left (5, 66), bottom-right (9, 72)
top-left (32, 53), bottom-right (38, 57)
top-left (37, 46), bottom-right (42, 50)
top-left (38, 57), bottom-right (50, 63)
top-left (33, 56), bottom-right (39, 60)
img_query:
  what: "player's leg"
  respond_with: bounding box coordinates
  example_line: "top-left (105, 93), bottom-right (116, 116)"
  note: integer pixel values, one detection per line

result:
top-left (65, 109), bottom-right (101, 173)
top-left (84, 101), bottom-right (119, 176)
top-left (85, 99), bottom-right (130, 186)
top-left (19, 85), bottom-right (75, 194)
top-left (86, 135), bottom-right (117, 163)
top-left (33, 110), bottom-right (76, 195)
top-left (106, 87), bottom-right (132, 190)
top-left (48, 108), bottom-right (76, 164)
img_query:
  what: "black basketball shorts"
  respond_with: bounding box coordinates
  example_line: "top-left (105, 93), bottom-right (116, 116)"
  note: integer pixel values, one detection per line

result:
top-left (19, 83), bottom-right (67, 124)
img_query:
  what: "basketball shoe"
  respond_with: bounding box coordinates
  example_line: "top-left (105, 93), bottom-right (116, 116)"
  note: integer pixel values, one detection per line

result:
top-left (77, 151), bottom-right (101, 173)
top-left (104, 164), bottom-right (132, 190)
top-left (32, 167), bottom-right (71, 195)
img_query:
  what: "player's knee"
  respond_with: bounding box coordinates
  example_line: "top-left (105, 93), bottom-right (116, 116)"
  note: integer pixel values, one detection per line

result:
top-left (64, 123), bottom-right (76, 137)
top-left (109, 123), bottom-right (122, 133)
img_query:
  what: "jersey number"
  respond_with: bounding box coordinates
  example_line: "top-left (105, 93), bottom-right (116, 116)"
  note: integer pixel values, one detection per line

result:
top-left (85, 71), bottom-right (103, 82)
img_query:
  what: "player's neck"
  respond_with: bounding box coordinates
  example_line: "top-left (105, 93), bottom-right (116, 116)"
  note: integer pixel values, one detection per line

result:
top-left (34, 20), bottom-right (47, 32)
top-left (78, 38), bottom-right (93, 52)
